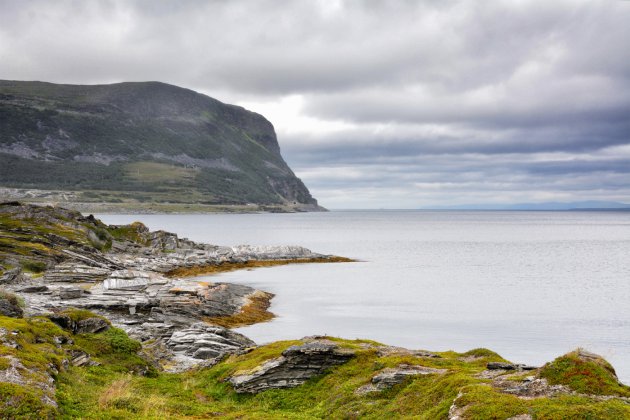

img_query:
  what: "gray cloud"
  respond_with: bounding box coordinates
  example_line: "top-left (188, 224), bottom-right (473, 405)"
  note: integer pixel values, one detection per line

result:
top-left (0, 0), bottom-right (629, 207)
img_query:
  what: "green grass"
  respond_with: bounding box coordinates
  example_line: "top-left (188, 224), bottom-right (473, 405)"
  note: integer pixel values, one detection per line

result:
top-left (539, 350), bottom-right (630, 397)
top-left (2, 313), bottom-right (629, 419)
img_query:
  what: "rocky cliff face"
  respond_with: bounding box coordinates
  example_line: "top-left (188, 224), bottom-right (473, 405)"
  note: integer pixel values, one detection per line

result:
top-left (0, 80), bottom-right (321, 211)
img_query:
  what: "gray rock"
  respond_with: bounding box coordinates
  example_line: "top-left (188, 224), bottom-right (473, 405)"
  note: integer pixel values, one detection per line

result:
top-left (59, 287), bottom-right (83, 299)
top-left (0, 297), bottom-right (23, 317)
top-left (44, 263), bottom-right (111, 283)
top-left (69, 350), bottom-right (99, 367)
top-left (487, 362), bottom-right (519, 370)
top-left (0, 267), bottom-right (25, 284)
top-left (48, 314), bottom-right (109, 334)
top-left (75, 317), bottom-right (110, 334)
top-left (487, 362), bottom-right (538, 371)
top-left (356, 364), bottom-right (447, 394)
top-left (229, 341), bottom-right (355, 393)
top-left (17, 285), bottom-right (48, 293)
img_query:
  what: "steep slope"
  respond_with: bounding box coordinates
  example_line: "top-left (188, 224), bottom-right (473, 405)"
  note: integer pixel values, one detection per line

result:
top-left (0, 80), bottom-right (320, 211)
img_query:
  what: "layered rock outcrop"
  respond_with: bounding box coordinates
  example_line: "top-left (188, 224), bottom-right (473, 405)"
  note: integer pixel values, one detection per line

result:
top-left (0, 202), bottom-right (344, 370)
top-left (229, 340), bottom-right (355, 393)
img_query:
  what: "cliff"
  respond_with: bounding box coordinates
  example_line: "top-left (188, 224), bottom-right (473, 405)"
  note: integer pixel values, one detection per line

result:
top-left (0, 80), bottom-right (322, 212)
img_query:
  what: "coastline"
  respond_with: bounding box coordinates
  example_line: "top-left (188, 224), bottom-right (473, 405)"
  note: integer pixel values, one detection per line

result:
top-left (1, 202), bottom-right (629, 418)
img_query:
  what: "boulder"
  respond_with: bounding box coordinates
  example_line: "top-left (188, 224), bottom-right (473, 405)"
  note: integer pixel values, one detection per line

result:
top-left (0, 296), bottom-right (23, 317)
top-left (48, 314), bottom-right (109, 334)
top-left (75, 317), bottom-right (110, 334)
top-left (0, 267), bottom-right (25, 284)
top-left (229, 341), bottom-right (355, 393)
top-left (59, 287), bottom-right (83, 299)
top-left (356, 364), bottom-right (447, 394)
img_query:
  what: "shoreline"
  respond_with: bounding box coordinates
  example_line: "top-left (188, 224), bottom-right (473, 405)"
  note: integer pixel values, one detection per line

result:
top-left (1, 202), bottom-right (629, 418)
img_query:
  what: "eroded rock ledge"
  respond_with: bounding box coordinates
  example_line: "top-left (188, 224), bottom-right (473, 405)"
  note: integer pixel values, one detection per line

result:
top-left (0, 202), bottom-right (349, 370)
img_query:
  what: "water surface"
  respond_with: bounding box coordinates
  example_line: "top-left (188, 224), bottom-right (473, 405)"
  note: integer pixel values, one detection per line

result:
top-left (98, 211), bottom-right (630, 382)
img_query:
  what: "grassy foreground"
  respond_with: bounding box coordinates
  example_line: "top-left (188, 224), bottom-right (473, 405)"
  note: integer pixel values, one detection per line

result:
top-left (1, 312), bottom-right (629, 419)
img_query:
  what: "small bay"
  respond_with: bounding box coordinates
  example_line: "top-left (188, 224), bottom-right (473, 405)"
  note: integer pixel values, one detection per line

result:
top-left (98, 210), bottom-right (630, 383)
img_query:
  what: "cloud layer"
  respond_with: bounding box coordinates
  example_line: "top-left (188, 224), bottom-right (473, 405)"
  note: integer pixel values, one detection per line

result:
top-left (1, 0), bottom-right (629, 208)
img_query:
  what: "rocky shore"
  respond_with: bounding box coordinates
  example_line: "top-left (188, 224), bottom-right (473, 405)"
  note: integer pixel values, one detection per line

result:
top-left (0, 202), bottom-right (346, 371)
top-left (1, 202), bottom-right (629, 419)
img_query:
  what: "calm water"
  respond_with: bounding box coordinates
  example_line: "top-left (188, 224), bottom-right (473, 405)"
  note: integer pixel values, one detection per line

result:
top-left (97, 211), bottom-right (630, 383)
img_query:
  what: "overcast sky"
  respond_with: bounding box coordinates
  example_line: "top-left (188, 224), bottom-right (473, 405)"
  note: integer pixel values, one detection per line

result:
top-left (1, 0), bottom-right (629, 208)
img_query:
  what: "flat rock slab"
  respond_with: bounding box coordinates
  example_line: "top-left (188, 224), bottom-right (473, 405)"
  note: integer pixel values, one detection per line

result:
top-left (356, 364), bottom-right (447, 394)
top-left (229, 341), bottom-right (355, 393)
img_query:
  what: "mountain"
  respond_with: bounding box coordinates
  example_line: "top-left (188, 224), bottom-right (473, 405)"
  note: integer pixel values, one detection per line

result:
top-left (0, 80), bottom-right (321, 211)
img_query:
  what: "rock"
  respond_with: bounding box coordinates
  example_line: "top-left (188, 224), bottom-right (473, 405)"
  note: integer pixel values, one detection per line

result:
top-left (0, 355), bottom-right (57, 407)
top-left (161, 323), bottom-right (254, 371)
top-left (0, 267), bottom-right (25, 284)
top-left (75, 317), bottom-right (110, 334)
top-left (44, 263), bottom-right (111, 283)
top-left (376, 346), bottom-right (441, 358)
top-left (487, 362), bottom-right (519, 370)
top-left (69, 350), bottom-right (99, 367)
top-left (493, 377), bottom-right (571, 398)
top-left (148, 230), bottom-right (179, 251)
top-left (48, 314), bottom-right (109, 334)
top-left (229, 341), bottom-right (355, 393)
top-left (17, 285), bottom-right (49, 293)
top-left (356, 364), bottom-right (447, 394)
top-left (0, 294), bottom-right (23, 317)
top-left (487, 362), bottom-right (538, 371)
top-left (59, 286), bottom-right (83, 299)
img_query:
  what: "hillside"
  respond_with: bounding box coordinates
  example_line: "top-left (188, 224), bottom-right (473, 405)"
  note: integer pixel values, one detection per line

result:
top-left (0, 80), bottom-right (321, 212)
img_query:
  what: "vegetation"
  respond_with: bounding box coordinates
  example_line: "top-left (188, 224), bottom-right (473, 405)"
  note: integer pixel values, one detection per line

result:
top-left (0, 202), bottom-right (155, 276)
top-left (0, 80), bottom-right (318, 208)
top-left (539, 349), bottom-right (630, 397)
top-left (1, 310), bottom-right (629, 419)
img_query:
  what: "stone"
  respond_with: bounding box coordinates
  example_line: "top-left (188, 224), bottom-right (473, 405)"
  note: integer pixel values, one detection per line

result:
top-left (17, 285), bottom-right (48, 293)
top-left (486, 362), bottom-right (539, 371)
top-left (0, 267), bottom-right (25, 284)
top-left (487, 362), bottom-right (519, 370)
top-left (0, 297), bottom-right (23, 317)
top-left (75, 317), bottom-right (110, 334)
top-left (44, 263), bottom-right (111, 283)
top-left (59, 287), bottom-right (83, 299)
top-left (229, 341), bottom-right (355, 393)
top-left (70, 350), bottom-right (99, 367)
top-left (356, 364), bottom-right (447, 394)
top-left (48, 314), bottom-right (109, 334)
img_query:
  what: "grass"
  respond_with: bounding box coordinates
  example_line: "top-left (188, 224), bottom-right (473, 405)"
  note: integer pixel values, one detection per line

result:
top-left (0, 289), bottom-right (24, 308)
top-left (539, 349), bottom-right (630, 397)
top-left (2, 312), bottom-right (629, 419)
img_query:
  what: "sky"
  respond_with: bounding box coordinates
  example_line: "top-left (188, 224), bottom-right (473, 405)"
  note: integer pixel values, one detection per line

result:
top-left (1, 0), bottom-right (629, 209)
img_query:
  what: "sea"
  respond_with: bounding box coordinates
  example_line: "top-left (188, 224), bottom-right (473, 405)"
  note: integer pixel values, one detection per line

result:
top-left (97, 210), bottom-right (630, 383)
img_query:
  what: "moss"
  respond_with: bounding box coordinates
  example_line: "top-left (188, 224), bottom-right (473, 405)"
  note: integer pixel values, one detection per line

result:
top-left (107, 221), bottom-right (149, 245)
top-left (3, 311), bottom-right (630, 419)
top-left (0, 382), bottom-right (57, 419)
top-left (21, 259), bottom-right (47, 273)
top-left (58, 308), bottom-right (110, 324)
top-left (539, 350), bottom-right (630, 397)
